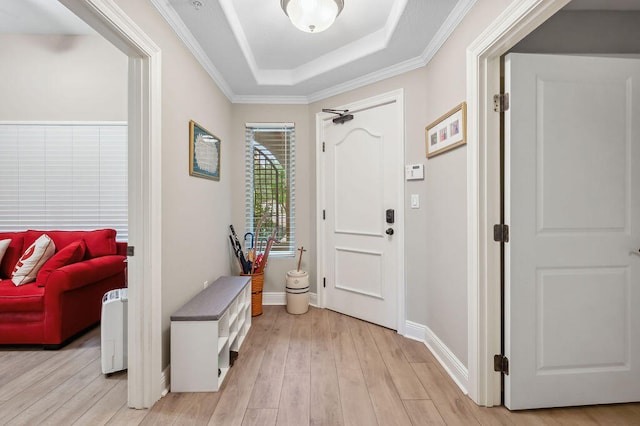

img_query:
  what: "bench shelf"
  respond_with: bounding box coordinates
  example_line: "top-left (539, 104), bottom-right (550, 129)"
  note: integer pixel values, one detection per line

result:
top-left (170, 276), bottom-right (251, 392)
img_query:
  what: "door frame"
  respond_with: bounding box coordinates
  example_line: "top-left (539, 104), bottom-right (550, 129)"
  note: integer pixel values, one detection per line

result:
top-left (465, 0), bottom-right (570, 406)
top-left (60, 0), bottom-right (163, 408)
top-left (316, 89), bottom-right (406, 335)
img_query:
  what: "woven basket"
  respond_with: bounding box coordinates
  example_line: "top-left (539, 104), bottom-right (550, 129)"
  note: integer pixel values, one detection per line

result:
top-left (241, 272), bottom-right (264, 316)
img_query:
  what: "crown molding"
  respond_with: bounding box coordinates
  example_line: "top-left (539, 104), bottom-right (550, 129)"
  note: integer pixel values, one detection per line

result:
top-left (232, 94), bottom-right (310, 105)
top-left (307, 55), bottom-right (425, 103)
top-left (149, 0), bottom-right (234, 101)
top-left (420, 0), bottom-right (478, 64)
top-left (150, 0), bottom-right (477, 105)
top-left (303, 0), bottom-right (478, 103)
top-left (220, 0), bottom-right (408, 86)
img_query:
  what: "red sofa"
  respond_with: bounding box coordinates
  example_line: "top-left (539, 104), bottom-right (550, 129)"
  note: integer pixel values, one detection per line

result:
top-left (0, 229), bottom-right (127, 348)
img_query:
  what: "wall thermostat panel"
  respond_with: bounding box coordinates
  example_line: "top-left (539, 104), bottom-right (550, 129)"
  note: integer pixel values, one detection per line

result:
top-left (405, 164), bottom-right (424, 180)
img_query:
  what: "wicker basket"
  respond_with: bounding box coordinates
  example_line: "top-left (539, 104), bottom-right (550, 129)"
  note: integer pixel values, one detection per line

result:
top-left (241, 272), bottom-right (264, 316)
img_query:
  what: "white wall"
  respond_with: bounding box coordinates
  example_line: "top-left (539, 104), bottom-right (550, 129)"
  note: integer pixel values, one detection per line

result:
top-left (0, 34), bottom-right (127, 121)
top-left (113, 0), bottom-right (234, 368)
top-left (230, 104), bottom-right (313, 293)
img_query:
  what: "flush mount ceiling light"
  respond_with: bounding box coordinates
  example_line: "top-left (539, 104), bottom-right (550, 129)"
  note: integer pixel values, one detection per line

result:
top-left (281, 0), bottom-right (344, 33)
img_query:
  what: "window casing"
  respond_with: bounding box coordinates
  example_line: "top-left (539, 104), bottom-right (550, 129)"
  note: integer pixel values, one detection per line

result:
top-left (245, 123), bottom-right (295, 256)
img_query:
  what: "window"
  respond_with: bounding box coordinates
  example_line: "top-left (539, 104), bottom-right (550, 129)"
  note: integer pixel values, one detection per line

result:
top-left (0, 123), bottom-right (128, 241)
top-left (245, 123), bottom-right (295, 256)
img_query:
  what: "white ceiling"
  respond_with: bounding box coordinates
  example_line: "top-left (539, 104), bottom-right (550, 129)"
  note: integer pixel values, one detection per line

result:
top-left (2, 0), bottom-right (639, 103)
top-left (152, 0), bottom-right (472, 103)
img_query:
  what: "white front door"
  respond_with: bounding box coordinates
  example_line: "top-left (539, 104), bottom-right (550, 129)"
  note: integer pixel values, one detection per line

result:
top-left (504, 53), bottom-right (640, 409)
top-left (318, 91), bottom-right (404, 330)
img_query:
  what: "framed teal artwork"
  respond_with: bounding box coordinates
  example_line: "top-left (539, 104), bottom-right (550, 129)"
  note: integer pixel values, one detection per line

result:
top-left (189, 120), bottom-right (220, 181)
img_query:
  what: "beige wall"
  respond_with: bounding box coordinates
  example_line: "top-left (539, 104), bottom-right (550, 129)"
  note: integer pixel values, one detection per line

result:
top-left (230, 104), bottom-right (313, 293)
top-left (0, 34), bottom-right (127, 121)
top-left (420, 0), bottom-right (514, 367)
top-left (113, 0), bottom-right (234, 368)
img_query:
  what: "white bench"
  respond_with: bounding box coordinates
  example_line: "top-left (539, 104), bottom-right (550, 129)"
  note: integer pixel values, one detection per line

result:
top-left (170, 276), bottom-right (251, 392)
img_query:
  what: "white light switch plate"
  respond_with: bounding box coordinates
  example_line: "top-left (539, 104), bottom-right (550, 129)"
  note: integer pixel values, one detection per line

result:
top-left (411, 194), bottom-right (419, 209)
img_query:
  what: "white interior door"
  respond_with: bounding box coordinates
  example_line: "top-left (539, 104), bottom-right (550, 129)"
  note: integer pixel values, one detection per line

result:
top-left (504, 53), bottom-right (640, 409)
top-left (320, 93), bottom-right (403, 330)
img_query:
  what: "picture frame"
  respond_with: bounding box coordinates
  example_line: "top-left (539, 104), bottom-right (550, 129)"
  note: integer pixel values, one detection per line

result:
top-left (189, 120), bottom-right (220, 181)
top-left (425, 102), bottom-right (467, 158)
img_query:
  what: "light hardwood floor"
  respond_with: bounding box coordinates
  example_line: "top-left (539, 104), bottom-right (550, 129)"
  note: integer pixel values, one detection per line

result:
top-left (1, 306), bottom-right (639, 425)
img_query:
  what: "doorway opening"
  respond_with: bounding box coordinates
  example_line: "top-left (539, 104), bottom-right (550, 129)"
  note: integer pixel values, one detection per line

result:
top-left (61, 0), bottom-right (163, 409)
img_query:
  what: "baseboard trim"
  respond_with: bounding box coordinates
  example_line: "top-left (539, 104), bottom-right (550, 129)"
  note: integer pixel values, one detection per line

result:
top-left (262, 292), bottom-right (286, 305)
top-left (263, 291), bottom-right (317, 306)
top-left (405, 320), bottom-right (469, 394)
top-left (161, 365), bottom-right (170, 396)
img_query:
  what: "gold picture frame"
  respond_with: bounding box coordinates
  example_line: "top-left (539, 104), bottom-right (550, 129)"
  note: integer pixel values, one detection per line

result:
top-left (189, 120), bottom-right (220, 181)
top-left (425, 102), bottom-right (467, 158)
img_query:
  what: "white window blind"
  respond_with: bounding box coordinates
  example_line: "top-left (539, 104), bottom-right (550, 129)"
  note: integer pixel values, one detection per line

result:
top-left (0, 123), bottom-right (128, 241)
top-left (245, 123), bottom-right (295, 256)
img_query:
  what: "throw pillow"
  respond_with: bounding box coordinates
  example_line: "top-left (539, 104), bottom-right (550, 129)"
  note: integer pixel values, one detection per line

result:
top-left (11, 234), bottom-right (56, 286)
top-left (83, 229), bottom-right (117, 259)
top-left (0, 239), bottom-right (10, 266)
top-left (0, 234), bottom-right (23, 279)
top-left (36, 239), bottom-right (86, 287)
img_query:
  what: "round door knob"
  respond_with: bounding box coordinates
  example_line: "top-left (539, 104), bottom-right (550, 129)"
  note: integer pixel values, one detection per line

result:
top-left (386, 228), bottom-right (394, 235)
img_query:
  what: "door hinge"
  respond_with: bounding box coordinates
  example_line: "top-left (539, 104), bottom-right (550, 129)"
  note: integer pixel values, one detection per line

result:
top-left (322, 142), bottom-right (325, 152)
top-left (323, 209), bottom-right (326, 220)
top-left (493, 224), bottom-right (509, 243)
top-left (493, 93), bottom-right (509, 112)
top-left (494, 354), bottom-right (509, 375)
top-left (126, 246), bottom-right (135, 256)
top-left (323, 277), bottom-right (326, 288)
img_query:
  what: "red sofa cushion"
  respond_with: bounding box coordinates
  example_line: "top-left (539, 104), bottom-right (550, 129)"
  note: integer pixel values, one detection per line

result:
top-left (24, 229), bottom-right (117, 260)
top-left (82, 229), bottom-right (117, 258)
top-left (48, 255), bottom-right (125, 292)
top-left (0, 279), bottom-right (44, 312)
top-left (0, 233), bottom-right (24, 279)
top-left (36, 239), bottom-right (86, 287)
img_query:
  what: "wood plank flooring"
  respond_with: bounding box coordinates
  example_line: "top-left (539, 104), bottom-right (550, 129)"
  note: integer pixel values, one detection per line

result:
top-left (1, 306), bottom-right (639, 425)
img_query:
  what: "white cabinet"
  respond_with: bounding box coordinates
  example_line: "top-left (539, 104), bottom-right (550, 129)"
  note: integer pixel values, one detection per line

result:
top-left (170, 276), bottom-right (251, 392)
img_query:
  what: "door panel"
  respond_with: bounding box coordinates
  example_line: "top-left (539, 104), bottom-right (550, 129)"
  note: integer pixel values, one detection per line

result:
top-left (334, 129), bottom-right (384, 235)
top-left (505, 53), bottom-right (640, 409)
top-left (321, 97), bottom-right (403, 330)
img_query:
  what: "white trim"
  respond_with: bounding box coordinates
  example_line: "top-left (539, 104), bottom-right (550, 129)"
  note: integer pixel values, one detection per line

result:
top-left (160, 366), bottom-right (170, 397)
top-left (424, 323), bottom-right (469, 394)
top-left (263, 292), bottom-right (286, 305)
top-left (149, 0), bottom-right (234, 100)
top-left (0, 121), bottom-right (128, 126)
top-left (194, 0), bottom-right (409, 87)
top-left (262, 291), bottom-right (318, 307)
top-left (306, 0), bottom-right (477, 104)
top-left (60, 0), bottom-right (164, 409)
top-left (245, 122), bottom-right (295, 128)
top-left (404, 321), bottom-right (469, 394)
top-left (403, 320), bottom-right (427, 342)
top-left (419, 0), bottom-right (478, 65)
top-left (316, 89), bottom-right (405, 334)
top-left (307, 56), bottom-right (425, 103)
top-left (465, 0), bottom-right (570, 407)
top-left (232, 95), bottom-right (310, 105)
top-left (148, 0), bottom-right (476, 104)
